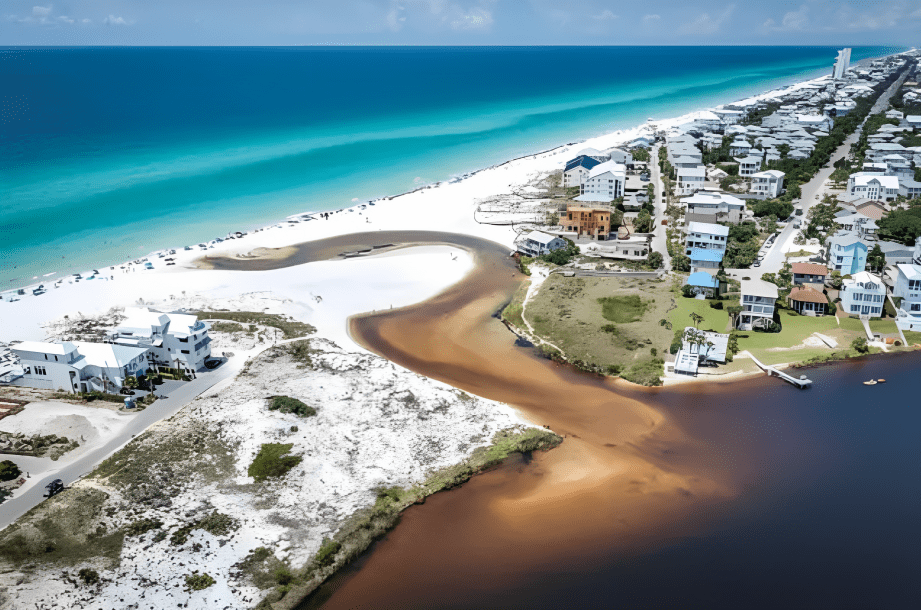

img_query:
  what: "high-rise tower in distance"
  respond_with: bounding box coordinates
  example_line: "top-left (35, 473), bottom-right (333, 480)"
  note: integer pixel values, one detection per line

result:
top-left (832, 48), bottom-right (852, 79)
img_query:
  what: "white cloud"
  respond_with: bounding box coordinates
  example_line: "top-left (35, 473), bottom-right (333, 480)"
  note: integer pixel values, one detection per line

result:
top-left (912, 8), bottom-right (921, 18)
top-left (380, 1), bottom-right (494, 33)
top-left (58, 15), bottom-right (73, 23)
top-left (642, 14), bottom-right (660, 24)
top-left (32, 5), bottom-right (52, 17)
top-left (103, 15), bottom-right (132, 26)
top-left (679, 4), bottom-right (735, 35)
top-left (593, 9), bottom-right (617, 21)
top-left (450, 6), bottom-right (493, 30)
top-left (81, 18), bottom-right (91, 24)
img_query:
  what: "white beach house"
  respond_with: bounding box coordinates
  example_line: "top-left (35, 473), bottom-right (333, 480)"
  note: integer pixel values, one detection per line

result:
top-left (738, 155), bottom-right (763, 178)
top-left (750, 170), bottom-right (785, 198)
top-left (578, 161), bottom-right (626, 202)
top-left (515, 231), bottom-right (567, 258)
top-left (676, 165), bottom-right (706, 196)
top-left (681, 191), bottom-right (745, 224)
top-left (562, 155), bottom-right (602, 188)
top-left (112, 307), bottom-right (212, 374)
top-left (846, 173), bottom-right (899, 202)
top-left (9, 341), bottom-right (148, 393)
top-left (840, 271), bottom-right (885, 318)
top-left (893, 263), bottom-right (921, 330)
top-left (738, 279), bottom-right (778, 330)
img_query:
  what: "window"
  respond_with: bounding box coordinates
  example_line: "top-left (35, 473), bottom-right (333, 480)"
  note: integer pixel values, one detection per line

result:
top-left (851, 305), bottom-right (860, 312)
top-left (853, 293), bottom-right (862, 301)
top-left (34, 365), bottom-right (47, 375)
top-left (909, 279), bottom-right (921, 290)
top-left (179, 337), bottom-right (188, 343)
top-left (181, 350), bottom-right (190, 354)
top-left (911, 303), bottom-right (921, 312)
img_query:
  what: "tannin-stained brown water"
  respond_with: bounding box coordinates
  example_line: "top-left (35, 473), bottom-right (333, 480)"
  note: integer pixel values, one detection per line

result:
top-left (203, 232), bottom-right (921, 609)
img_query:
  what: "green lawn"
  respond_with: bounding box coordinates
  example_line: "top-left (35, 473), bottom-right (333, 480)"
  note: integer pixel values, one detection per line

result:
top-left (669, 296), bottom-right (731, 334)
top-left (903, 331), bottom-right (921, 345)
top-left (735, 310), bottom-right (840, 352)
top-left (868, 319), bottom-right (899, 334)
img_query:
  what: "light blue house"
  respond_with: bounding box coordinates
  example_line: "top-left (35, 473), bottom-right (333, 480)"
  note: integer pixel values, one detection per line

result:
top-left (840, 271), bottom-right (885, 318)
top-left (893, 263), bottom-right (921, 330)
top-left (688, 248), bottom-right (723, 274)
top-left (685, 271), bottom-right (720, 296)
top-left (827, 235), bottom-right (868, 275)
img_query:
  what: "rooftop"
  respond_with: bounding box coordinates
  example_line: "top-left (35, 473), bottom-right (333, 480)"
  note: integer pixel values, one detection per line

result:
top-left (11, 341), bottom-right (77, 356)
top-left (788, 286), bottom-right (827, 304)
top-left (687, 221), bottom-right (730, 236)
top-left (688, 248), bottom-right (724, 262)
top-left (741, 279), bottom-right (779, 299)
top-left (791, 262), bottom-right (828, 276)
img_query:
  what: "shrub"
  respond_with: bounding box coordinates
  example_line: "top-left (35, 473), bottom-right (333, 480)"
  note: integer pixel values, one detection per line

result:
top-left (601, 324), bottom-right (619, 334)
top-left (125, 518), bottom-right (163, 537)
top-left (605, 364), bottom-right (623, 376)
top-left (269, 396), bottom-right (316, 418)
top-left (620, 358), bottom-right (665, 387)
top-left (709, 300), bottom-right (723, 310)
top-left (248, 443), bottom-right (302, 482)
top-left (0, 460), bottom-right (21, 482)
top-left (184, 572), bottom-right (216, 591)
top-left (78, 568), bottom-right (99, 585)
top-left (851, 336), bottom-right (870, 354)
top-left (313, 538), bottom-right (341, 568)
top-left (274, 567), bottom-right (295, 586)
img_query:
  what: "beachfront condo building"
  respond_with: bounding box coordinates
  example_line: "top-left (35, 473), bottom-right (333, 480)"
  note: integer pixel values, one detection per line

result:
top-left (893, 263), bottom-right (921, 331)
top-left (8, 340), bottom-right (148, 394)
top-left (738, 279), bottom-right (779, 330)
top-left (563, 204), bottom-right (612, 240)
top-left (682, 191), bottom-right (745, 224)
top-left (112, 307), bottom-right (212, 374)
top-left (840, 272), bottom-right (885, 318)
top-left (676, 165), bottom-right (706, 196)
top-left (750, 170), bottom-right (785, 198)
top-left (685, 221), bottom-right (728, 275)
top-left (738, 155), bottom-right (762, 177)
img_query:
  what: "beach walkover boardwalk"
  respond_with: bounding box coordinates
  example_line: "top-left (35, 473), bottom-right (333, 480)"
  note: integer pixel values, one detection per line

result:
top-left (744, 351), bottom-right (813, 388)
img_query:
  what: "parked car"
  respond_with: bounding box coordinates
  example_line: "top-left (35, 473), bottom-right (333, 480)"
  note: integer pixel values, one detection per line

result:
top-left (753, 261), bottom-right (761, 267)
top-left (44, 479), bottom-right (64, 498)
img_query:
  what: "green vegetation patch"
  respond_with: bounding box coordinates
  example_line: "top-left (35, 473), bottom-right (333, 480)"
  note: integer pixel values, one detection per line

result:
top-left (903, 331), bottom-right (921, 345)
top-left (269, 396), bottom-right (316, 418)
top-left (0, 488), bottom-right (124, 567)
top-left (525, 275), bottom-right (675, 385)
top-left (192, 311), bottom-right (316, 339)
top-left (125, 518), bottom-right (163, 537)
top-left (185, 572), bottom-right (216, 591)
top-left (620, 358), bottom-right (666, 386)
top-left (0, 460), bottom-right (21, 482)
top-left (171, 511), bottom-right (238, 546)
top-left (210, 321), bottom-right (246, 333)
top-left (248, 443), bottom-right (302, 482)
top-left (500, 280), bottom-right (530, 330)
top-left (598, 294), bottom-right (649, 323)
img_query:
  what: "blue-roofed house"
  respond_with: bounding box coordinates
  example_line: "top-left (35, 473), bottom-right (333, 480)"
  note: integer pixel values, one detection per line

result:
top-left (826, 234), bottom-right (868, 275)
top-left (685, 271), bottom-right (720, 297)
top-left (685, 221), bottom-right (728, 274)
top-left (562, 155), bottom-right (602, 188)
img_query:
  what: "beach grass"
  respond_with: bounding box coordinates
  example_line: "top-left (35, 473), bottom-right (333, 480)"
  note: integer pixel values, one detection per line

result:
top-left (524, 275), bottom-right (676, 384)
top-left (192, 311), bottom-right (316, 339)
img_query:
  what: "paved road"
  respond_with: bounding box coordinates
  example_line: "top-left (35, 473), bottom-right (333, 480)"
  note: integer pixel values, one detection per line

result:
top-left (0, 337), bottom-right (306, 530)
top-left (649, 143), bottom-right (672, 270)
top-left (758, 72), bottom-right (908, 275)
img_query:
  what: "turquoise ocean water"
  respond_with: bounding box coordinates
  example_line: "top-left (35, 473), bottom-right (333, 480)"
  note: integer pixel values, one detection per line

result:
top-left (0, 46), bottom-right (899, 288)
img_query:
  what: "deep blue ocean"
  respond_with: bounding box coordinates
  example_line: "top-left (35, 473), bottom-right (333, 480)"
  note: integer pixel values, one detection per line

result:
top-left (0, 46), bottom-right (899, 287)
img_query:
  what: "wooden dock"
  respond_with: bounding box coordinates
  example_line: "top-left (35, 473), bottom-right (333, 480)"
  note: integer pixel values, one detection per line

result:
top-left (746, 352), bottom-right (812, 388)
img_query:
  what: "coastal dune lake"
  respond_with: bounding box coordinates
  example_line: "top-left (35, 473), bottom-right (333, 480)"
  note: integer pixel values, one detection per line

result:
top-left (207, 233), bottom-right (921, 609)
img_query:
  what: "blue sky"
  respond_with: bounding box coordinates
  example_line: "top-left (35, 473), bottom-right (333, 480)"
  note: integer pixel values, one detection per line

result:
top-left (2, 1), bottom-right (920, 45)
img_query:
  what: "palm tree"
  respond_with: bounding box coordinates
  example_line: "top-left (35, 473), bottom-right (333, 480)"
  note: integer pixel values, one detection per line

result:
top-left (689, 312), bottom-right (704, 329)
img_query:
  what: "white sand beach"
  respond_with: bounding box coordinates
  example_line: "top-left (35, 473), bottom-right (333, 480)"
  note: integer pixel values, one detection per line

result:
top-left (0, 68), bottom-right (852, 349)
